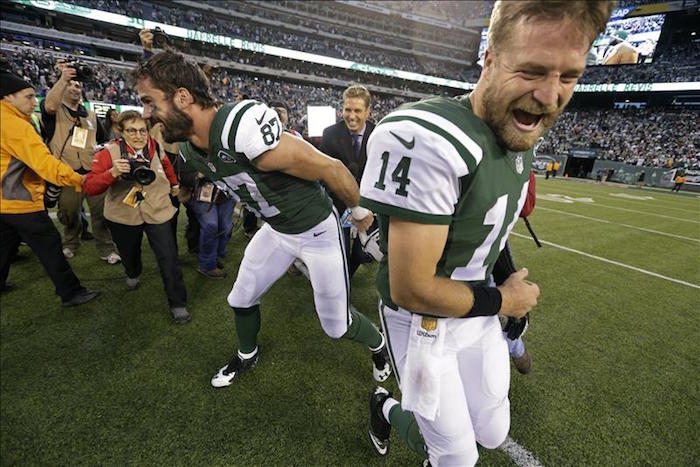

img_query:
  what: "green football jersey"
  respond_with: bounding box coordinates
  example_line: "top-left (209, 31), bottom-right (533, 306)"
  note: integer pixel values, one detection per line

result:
top-left (359, 95), bottom-right (534, 309)
top-left (178, 100), bottom-right (332, 234)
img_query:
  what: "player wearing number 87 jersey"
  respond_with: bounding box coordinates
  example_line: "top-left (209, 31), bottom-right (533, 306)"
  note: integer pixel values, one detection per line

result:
top-left (133, 51), bottom-right (391, 392)
top-left (359, 1), bottom-right (615, 465)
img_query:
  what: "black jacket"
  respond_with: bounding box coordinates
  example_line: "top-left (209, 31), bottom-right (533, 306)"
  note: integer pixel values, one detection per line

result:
top-left (319, 119), bottom-right (375, 212)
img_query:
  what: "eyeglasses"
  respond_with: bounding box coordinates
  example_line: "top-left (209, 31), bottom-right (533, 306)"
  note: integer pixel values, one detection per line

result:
top-left (124, 128), bottom-right (148, 136)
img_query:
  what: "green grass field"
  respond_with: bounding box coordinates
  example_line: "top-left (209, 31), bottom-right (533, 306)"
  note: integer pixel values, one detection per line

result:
top-left (1, 177), bottom-right (698, 466)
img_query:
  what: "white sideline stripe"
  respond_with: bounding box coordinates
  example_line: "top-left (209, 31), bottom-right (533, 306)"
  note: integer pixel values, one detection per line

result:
top-left (554, 200), bottom-right (700, 224)
top-left (540, 188), bottom-right (700, 218)
top-left (537, 206), bottom-right (700, 243)
top-left (499, 436), bottom-right (544, 467)
top-left (510, 232), bottom-right (700, 290)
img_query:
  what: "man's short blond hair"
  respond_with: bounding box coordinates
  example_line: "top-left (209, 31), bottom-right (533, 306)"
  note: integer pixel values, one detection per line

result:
top-left (343, 85), bottom-right (371, 109)
top-left (487, 1), bottom-right (616, 54)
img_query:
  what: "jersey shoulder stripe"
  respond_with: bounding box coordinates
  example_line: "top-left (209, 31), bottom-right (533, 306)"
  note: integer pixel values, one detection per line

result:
top-left (218, 100), bottom-right (257, 151)
top-left (373, 117), bottom-right (470, 178)
top-left (378, 97), bottom-right (484, 171)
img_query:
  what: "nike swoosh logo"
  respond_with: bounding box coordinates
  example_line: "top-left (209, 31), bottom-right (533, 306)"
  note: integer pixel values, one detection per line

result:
top-left (389, 131), bottom-right (415, 149)
top-left (255, 110), bottom-right (267, 125)
top-left (313, 231), bottom-right (326, 237)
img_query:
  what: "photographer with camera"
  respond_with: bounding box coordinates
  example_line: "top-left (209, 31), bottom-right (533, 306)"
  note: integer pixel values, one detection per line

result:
top-left (84, 111), bottom-right (189, 324)
top-left (42, 59), bottom-right (119, 264)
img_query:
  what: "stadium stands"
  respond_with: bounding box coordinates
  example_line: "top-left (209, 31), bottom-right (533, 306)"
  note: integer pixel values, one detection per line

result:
top-left (1, 0), bottom-right (697, 171)
top-left (72, 0), bottom-right (477, 80)
top-left (538, 108), bottom-right (700, 169)
top-left (0, 44), bottom-right (408, 132)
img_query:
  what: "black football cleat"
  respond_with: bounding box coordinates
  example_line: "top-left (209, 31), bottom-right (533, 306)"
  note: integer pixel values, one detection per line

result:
top-left (211, 350), bottom-right (259, 388)
top-left (369, 386), bottom-right (392, 456)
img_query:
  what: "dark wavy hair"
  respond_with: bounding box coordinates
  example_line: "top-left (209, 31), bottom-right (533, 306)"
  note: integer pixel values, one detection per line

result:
top-left (131, 50), bottom-right (215, 109)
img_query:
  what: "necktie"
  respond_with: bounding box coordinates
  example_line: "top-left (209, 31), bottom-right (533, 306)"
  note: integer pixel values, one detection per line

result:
top-left (352, 134), bottom-right (361, 158)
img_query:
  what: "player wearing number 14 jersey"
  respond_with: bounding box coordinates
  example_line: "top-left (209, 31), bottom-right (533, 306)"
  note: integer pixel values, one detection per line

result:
top-left (359, 1), bottom-right (614, 464)
top-left (133, 51), bottom-right (391, 390)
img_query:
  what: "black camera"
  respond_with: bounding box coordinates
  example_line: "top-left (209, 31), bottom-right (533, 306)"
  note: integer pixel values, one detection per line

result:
top-left (65, 61), bottom-right (93, 82)
top-left (151, 27), bottom-right (170, 48)
top-left (122, 158), bottom-right (156, 186)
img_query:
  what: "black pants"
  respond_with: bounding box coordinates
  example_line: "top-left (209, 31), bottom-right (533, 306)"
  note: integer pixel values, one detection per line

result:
top-left (184, 202), bottom-right (200, 253)
top-left (343, 226), bottom-right (370, 280)
top-left (106, 219), bottom-right (187, 308)
top-left (0, 211), bottom-right (84, 301)
top-left (169, 196), bottom-right (180, 254)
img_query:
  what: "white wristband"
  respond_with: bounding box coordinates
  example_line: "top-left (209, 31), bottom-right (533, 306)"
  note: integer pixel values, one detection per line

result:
top-left (350, 206), bottom-right (370, 220)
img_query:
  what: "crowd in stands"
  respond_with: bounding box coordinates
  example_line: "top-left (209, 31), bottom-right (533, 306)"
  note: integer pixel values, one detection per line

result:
top-left (538, 108), bottom-right (700, 169)
top-left (217, 0), bottom-right (473, 59)
top-left (579, 42), bottom-right (700, 83)
top-left (1, 47), bottom-right (409, 132)
top-left (207, 68), bottom-right (408, 132)
top-left (74, 0), bottom-right (473, 80)
top-left (4, 41), bottom-right (697, 172)
top-left (1, 33), bottom-right (459, 96)
top-left (70, 0), bottom-right (700, 85)
top-left (215, 0), bottom-right (471, 51)
top-left (376, 0), bottom-right (494, 23)
top-left (603, 15), bottom-right (664, 37)
top-left (617, 0), bottom-right (662, 8)
top-left (3, 48), bottom-right (142, 105)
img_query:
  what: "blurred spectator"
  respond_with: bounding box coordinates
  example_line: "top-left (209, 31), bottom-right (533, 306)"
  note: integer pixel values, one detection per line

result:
top-left (269, 100), bottom-right (302, 139)
top-left (103, 108), bottom-right (121, 140)
top-left (671, 173), bottom-right (685, 192)
top-left (0, 71), bottom-right (100, 306)
top-left (83, 110), bottom-right (190, 323)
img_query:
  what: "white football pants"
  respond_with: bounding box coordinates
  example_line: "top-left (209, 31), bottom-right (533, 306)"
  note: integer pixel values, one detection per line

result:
top-left (379, 303), bottom-right (511, 466)
top-left (228, 211), bottom-right (350, 338)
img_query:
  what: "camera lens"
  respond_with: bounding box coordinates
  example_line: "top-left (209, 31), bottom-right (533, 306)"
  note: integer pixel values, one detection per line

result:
top-left (133, 166), bottom-right (156, 186)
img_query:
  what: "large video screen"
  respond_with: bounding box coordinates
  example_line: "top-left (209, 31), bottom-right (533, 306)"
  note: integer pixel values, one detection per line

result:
top-left (590, 14), bottom-right (666, 65)
top-left (477, 13), bottom-right (666, 67)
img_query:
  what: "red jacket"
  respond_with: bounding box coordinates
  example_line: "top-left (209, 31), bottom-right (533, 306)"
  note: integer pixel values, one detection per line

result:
top-left (84, 137), bottom-right (178, 195)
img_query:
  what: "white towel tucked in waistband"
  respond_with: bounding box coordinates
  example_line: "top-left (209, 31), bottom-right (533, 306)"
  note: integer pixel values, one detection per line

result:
top-left (401, 314), bottom-right (447, 421)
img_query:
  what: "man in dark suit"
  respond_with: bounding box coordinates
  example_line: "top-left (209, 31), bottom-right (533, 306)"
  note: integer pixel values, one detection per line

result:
top-left (320, 85), bottom-right (375, 279)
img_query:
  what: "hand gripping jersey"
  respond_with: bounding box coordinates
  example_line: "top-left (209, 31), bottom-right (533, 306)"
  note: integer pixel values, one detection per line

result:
top-left (359, 95), bottom-right (533, 309)
top-left (178, 100), bottom-right (332, 234)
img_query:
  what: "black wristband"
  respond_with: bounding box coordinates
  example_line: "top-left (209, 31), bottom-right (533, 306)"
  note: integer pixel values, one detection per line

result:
top-left (465, 285), bottom-right (502, 318)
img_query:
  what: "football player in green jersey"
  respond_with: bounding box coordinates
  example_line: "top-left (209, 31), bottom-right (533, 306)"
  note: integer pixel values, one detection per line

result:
top-left (132, 51), bottom-right (392, 388)
top-left (359, 1), bottom-right (615, 465)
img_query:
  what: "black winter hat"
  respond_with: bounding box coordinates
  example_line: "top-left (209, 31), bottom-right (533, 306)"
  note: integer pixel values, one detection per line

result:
top-left (0, 72), bottom-right (33, 99)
